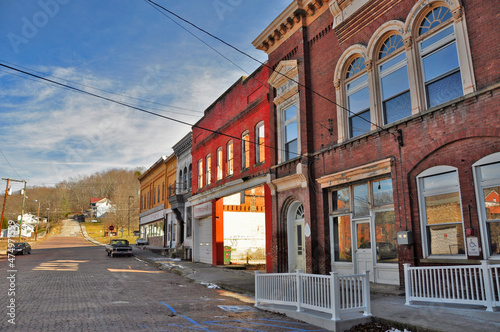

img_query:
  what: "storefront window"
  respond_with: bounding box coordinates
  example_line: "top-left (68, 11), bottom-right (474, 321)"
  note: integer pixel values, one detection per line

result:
top-left (375, 210), bottom-right (397, 263)
top-left (333, 215), bottom-right (352, 262)
top-left (353, 184), bottom-right (369, 217)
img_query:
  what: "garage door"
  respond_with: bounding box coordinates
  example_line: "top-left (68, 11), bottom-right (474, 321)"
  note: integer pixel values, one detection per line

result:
top-left (196, 217), bottom-right (212, 265)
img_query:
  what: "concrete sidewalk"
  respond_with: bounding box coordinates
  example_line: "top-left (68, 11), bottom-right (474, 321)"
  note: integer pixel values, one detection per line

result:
top-left (132, 246), bottom-right (500, 332)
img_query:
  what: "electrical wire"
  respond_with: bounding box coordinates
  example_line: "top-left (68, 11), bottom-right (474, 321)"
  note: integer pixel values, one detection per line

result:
top-left (146, 0), bottom-right (393, 136)
top-left (0, 62), bottom-right (300, 158)
top-left (0, 150), bottom-right (23, 179)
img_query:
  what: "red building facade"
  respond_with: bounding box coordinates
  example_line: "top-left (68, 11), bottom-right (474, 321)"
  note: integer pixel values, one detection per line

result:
top-left (253, 0), bottom-right (499, 285)
top-left (190, 64), bottom-right (273, 271)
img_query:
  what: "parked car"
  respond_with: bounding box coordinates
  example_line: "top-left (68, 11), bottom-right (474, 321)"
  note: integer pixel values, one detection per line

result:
top-left (105, 239), bottom-right (133, 257)
top-left (91, 219), bottom-right (98, 223)
top-left (12, 242), bottom-right (31, 255)
top-left (135, 238), bottom-right (148, 246)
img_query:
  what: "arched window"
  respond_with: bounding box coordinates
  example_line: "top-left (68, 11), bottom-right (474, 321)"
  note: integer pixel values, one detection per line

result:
top-left (197, 159), bottom-right (203, 189)
top-left (227, 141), bottom-right (234, 176)
top-left (378, 34), bottom-right (411, 124)
top-left (345, 56), bottom-right (370, 138)
top-left (418, 6), bottom-right (462, 108)
top-left (241, 131), bottom-right (250, 170)
top-left (206, 154), bottom-right (211, 185)
top-left (216, 147), bottom-right (223, 180)
top-left (188, 164), bottom-right (192, 189)
top-left (255, 122), bottom-right (265, 164)
top-left (179, 169), bottom-right (183, 191)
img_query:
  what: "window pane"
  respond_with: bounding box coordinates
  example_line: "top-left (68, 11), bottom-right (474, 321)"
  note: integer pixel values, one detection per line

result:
top-left (422, 171), bottom-right (457, 190)
top-left (383, 91), bottom-right (412, 124)
top-left (349, 109), bottom-right (371, 138)
top-left (353, 184), bottom-right (369, 217)
top-left (285, 121), bottom-right (297, 142)
top-left (333, 215), bottom-right (352, 262)
top-left (332, 188), bottom-right (350, 212)
top-left (346, 57), bottom-right (366, 79)
top-left (285, 104), bottom-right (297, 121)
top-left (381, 66), bottom-right (409, 100)
top-left (426, 71), bottom-right (462, 108)
top-left (357, 223), bottom-right (371, 249)
top-left (428, 224), bottom-right (465, 255)
top-left (375, 210), bottom-right (398, 263)
top-left (257, 124), bottom-right (265, 163)
top-left (425, 192), bottom-right (462, 225)
top-left (421, 25), bottom-right (454, 50)
top-left (487, 222), bottom-right (500, 255)
top-left (346, 73), bottom-right (367, 91)
top-left (480, 163), bottom-right (500, 181)
top-left (379, 35), bottom-right (404, 59)
top-left (380, 53), bottom-right (405, 72)
top-left (423, 42), bottom-right (459, 82)
top-left (348, 86), bottom-right (369, 114)
top-left (285, 139), bottom-right (298, 161)
top-left (419, 7), bottom-right (452, 36)
top-left (484, 186), bottom-right (500, 220)
top-left (373, 179), bottom-right (394, 207)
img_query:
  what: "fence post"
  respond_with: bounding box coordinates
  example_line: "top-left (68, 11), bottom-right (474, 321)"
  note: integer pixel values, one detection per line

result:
top-left (254, 271), bottom-right (261, 307)
top-left (404, 263), bottom-right (411, 305)
top-left (296, 269), bottom-right (303, 312)
top-left (363, 270), bottom-right (372, 316)
top-left (330, 272), bottom-right (340, 321)
top-left (481, 260), bottom-right (494, 312)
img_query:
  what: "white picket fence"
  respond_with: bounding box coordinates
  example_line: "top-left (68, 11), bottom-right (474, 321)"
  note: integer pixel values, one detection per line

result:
top-left (404, 261), bottom-right (500, 312)
top-left (254, 270), bottom-right (371, 321)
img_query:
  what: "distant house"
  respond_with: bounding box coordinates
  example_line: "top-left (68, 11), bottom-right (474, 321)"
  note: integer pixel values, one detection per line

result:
top-left (90, 197), bottom-right (116, 218)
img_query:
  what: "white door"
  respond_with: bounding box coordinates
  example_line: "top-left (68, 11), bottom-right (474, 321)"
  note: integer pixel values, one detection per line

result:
top-left (295, 220), bottom-right (306, 271)
top-left (195, 217), bottom-right (212, 265)
top-left (354, 220), bottom-right (374, 281)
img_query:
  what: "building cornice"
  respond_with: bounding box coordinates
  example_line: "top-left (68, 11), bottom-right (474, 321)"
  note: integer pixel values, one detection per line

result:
top-left (252, 0), bottom-right (328, 54)
top-left (173, 132), bottom-right (192, 156)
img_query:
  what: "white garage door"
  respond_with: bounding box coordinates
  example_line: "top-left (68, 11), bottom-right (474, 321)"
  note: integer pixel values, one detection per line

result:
top-left (196, 217), bottom-right (212, 265)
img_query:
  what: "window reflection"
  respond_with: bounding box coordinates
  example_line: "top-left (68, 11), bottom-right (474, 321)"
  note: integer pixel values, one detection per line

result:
top-left (333, 215), bottom-right (352, 262)
top-left (375, 210), bottom-right (398, 263)
top-left (357, 223), bottom-right (371, 249)
top-left (353, 184), bottom-right (369, 217)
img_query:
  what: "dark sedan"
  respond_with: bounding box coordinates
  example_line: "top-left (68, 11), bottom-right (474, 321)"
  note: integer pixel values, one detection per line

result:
top-left (13, 242), bottom-right (31, 255)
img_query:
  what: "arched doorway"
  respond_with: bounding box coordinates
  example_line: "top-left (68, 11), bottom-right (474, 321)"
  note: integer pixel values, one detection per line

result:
top-left (286, 201), bottom-right (306, 272)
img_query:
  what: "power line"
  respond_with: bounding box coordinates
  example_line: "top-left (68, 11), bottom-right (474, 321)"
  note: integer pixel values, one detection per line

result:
top-left (0, 62), bottom-right (297, 158)
top-left (146, 0), bottom-right (393, 137)
top-left (0, 59), bottom-right (204, 117)
top-left (0, 150), bottom-right (23, 179)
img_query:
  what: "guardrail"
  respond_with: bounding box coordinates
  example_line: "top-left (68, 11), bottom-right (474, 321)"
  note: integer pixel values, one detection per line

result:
top-left (254, 270), bottom-right (371, 321)
top-left (404, 261), bottom-right (500, 312)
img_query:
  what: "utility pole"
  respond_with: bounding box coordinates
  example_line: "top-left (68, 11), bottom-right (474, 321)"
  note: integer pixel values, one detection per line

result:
top-left (1, 178), bottom-right (25, 238)
top-left (19, 180), bottom-right (27, 241)
top-left (128, 196), bottom-right (133, 236)
top-left (1, 179), bottom-right (10, 229)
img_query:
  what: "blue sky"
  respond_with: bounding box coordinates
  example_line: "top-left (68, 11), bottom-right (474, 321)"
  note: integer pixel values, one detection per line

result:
top-left (0, 0), bottom-right (289, 189)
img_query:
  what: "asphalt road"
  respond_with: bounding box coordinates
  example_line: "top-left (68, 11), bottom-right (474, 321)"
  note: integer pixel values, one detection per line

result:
top-left (0, 221), bottom-right (325, 332)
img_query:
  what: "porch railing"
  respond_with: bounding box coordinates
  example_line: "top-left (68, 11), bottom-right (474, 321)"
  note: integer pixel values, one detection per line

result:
top-left (404, 261), bottom-right (500, 312)
top-left (254, 270), bottom-right (371, 321)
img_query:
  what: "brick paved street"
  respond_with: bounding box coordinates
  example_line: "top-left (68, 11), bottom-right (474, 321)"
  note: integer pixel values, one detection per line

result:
top-left (0, 222), bottom-right (325, 332)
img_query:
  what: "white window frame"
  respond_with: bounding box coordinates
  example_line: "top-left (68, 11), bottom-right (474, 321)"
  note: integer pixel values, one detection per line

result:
top-left (206, 154), bottom-right (211, 186)
top-left (216, 147), bottom-right (223, 181)
top-left (227, 141), bottom-right (233, 176)
top-left (279, 98), bottom-right (300, 163)
top-left (241, 131), bottom-right (250, 170)
top-left (417, 166), bottom-right (466, 259)
top-left (197, 159), bottom-right (203, 189)
top-left (473, 152), bottom-right (500, 260)
top-left (255, 121), bottom-right (265, 164)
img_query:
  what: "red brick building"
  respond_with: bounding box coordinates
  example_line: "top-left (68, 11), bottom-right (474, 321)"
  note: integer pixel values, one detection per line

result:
top-left (190, 64), bottom-right (273, 270)
top-left (253, 0), bottom-right (499, 285)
